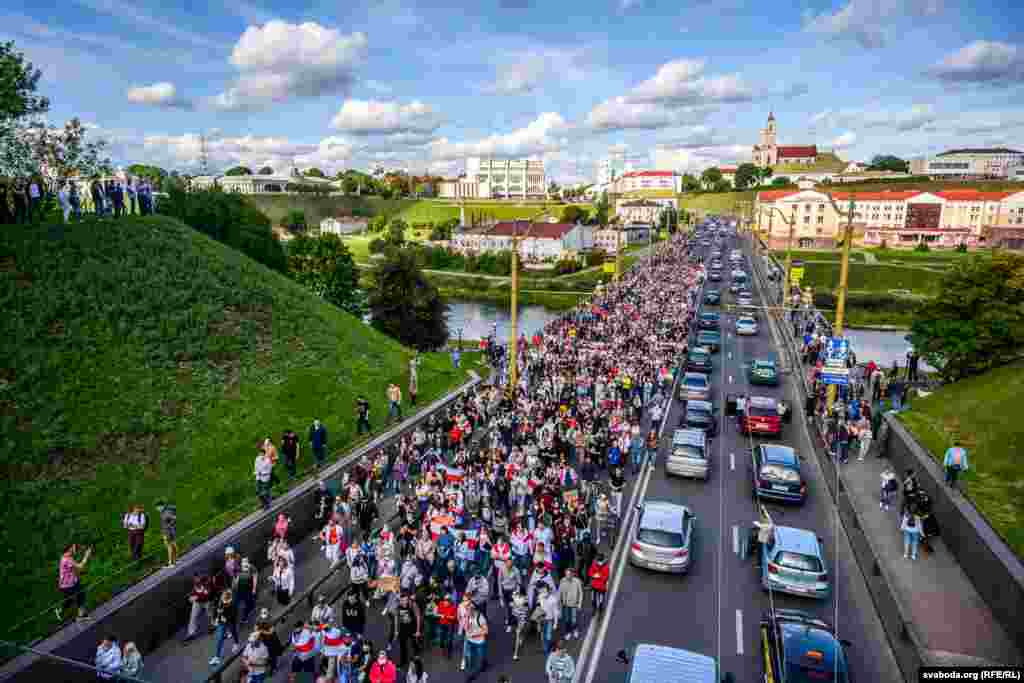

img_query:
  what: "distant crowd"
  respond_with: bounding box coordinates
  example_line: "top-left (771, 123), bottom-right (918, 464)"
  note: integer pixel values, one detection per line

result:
top-left (0, 175), bottom-right (158, 224)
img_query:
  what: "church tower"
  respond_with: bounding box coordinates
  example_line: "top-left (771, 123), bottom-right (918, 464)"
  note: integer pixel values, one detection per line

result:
top-left (753, 111), bottom-right (779, 168)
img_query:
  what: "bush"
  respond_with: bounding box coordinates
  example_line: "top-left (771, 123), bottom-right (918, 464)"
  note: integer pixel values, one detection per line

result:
top-left (812, 291), bottom-right (920, 313)
top-left (587, 248), bottom-right (608, 268)
top-left (554, 258), bottom-right (580, 275)
top-left (955, 243), bottom-right (968, 253)
top-left (914, 242), bottom-right (931, 252)
top-left (368, 238), bottom-right (387, 254)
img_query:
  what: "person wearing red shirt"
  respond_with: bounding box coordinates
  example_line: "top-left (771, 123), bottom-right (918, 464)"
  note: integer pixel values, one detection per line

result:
top-left (435, 594), bottom-right (458, 658)
top-left (368, 650), bottom-right (397, 683)
top-left (588, 554), bottom-right (610, 613)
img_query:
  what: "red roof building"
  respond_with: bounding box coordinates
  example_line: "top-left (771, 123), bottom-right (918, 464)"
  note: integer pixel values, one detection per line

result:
top-left (490, 222), bottom-right (577, 239)
top-left (621, 170), bottom-right (675, 178)
top-left (777, 146), bottom-right (818, 159)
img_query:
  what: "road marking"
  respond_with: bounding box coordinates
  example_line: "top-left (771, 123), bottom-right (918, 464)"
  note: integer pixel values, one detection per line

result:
top-left (728, 375), bottom-right (733, 383)
top-left (727, 351), bottom-right (732, 360)
top-left (733, 525), bottom-right (739, 555)
top-left (730, 452), bottom-right (735, 470)
top-left (736, 609), bottom-right (745, 654)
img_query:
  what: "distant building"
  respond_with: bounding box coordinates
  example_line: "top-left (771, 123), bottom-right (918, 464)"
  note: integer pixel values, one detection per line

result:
top-left (596, 151), bottom-right (632, 186)
top-left (913, 148), bottom-right (1024, 180)
top-left (609, 170), bottom-right (682, 194)
top-left (451, 221), bottom-right (592, 260)
top-left (187, 172), bottom-right (336, 194)
top-left (616, 198), bottom-right (662, 224)
top-left (718, 165), bottom-right (739, 185)
top-left (752, 112), bottom-right (818, 168)
top-left (437, 158), bottom-right (546, 200)
top-left (319, 217), bottom-right (367, 236)
top-left (593, 224), bottom-right (652, 253)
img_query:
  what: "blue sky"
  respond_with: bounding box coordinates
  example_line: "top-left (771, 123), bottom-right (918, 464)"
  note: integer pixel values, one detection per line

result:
top-left (7, 0), bottom-right (1024, 182)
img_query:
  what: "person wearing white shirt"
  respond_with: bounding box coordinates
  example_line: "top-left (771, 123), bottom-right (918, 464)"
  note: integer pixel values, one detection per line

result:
top-left (95, 636), bottom-right (122, 680)
top-left (271, 557), bottom-right (294, 606)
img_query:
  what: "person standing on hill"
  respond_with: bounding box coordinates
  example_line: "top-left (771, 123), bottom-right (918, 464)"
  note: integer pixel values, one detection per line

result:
top-left (57, 544), bottom-right (92, 621)
top-left (409, 355), bottom-right (420, 407)
top-left (282, 429), bottom-right (299, 479)
top-left (122, 504), bottom-right (148, 561)
top-left (388, 384), bottom-right (403, 423)
top-left (156, 500), bottom-right (178, 568)
top-left (310, 418), bottom-right (328, 468)
top-left (255, 447), bottom-right (274, 510)
top-left (356, 398), bottom-right (371, 436)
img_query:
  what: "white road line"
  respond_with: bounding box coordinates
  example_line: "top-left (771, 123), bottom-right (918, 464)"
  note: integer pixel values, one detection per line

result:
top-left (733, 525), bottom-right (739, 555)
top-left (727, 351), bottom-right (732, 360)
top-left (736, 609), bottom-right (745, 654)
top-left (728, 375), bottom-right (733, 383)
top-left (730, 452), bottom-right (735, 470)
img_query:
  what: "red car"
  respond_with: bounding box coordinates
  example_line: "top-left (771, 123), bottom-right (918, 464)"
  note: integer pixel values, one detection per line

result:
top-left (738, 396), bottom-right (783, 437)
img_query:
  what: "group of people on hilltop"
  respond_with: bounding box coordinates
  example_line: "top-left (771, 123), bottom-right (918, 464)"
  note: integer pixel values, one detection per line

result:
top-left (0, 175), bottom-right (157, 224)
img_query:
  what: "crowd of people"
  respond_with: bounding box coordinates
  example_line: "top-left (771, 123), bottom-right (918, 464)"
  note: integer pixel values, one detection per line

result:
top-left (0, 175), bottom-right (158, 225)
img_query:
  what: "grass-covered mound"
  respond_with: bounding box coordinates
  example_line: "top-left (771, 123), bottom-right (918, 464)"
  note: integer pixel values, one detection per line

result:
top-left (0, 216), bottom-right (475, 643)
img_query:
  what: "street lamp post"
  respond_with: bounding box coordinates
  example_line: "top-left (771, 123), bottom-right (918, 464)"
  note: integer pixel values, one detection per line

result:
top-left (823, 192), bottom-right (857, 414)
top-left (770, 204), bottom-right (798, 305)
top-left (507, 211), bottom-right (545, 397)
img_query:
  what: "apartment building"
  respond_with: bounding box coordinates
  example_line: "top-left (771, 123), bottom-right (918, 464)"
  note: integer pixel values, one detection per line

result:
top-left (912, 148), bottom-right (1024, 180)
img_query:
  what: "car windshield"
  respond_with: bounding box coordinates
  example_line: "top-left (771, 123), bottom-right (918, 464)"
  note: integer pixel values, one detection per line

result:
top-left (754, 362), bottom-right (774, 371)
top-left (749, 403), bottom-right (777, 418)
top-left (776, 551), bottom-right (823, 573)
top-left (673, 444), bottom-right (704, 459)
top-left (761, 464), bottom-right (799, 481)
top-left (690, 352), bottom-right (708, 361)
top-left (739, 318), bottom-right (756, 325)
top-left (685, 377), bottom-right (706, 388)
top-left (638, 527), bottom-right (685, 547)
top-left (689, 406), bottom-right (712, 418)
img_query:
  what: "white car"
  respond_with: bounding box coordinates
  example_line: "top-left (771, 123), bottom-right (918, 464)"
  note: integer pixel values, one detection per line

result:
top-left (735, 316), bottom-right (759, 336)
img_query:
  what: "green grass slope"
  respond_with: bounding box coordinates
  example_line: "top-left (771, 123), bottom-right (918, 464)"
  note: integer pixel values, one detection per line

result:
top-left (678, 190), bottom-right (756, 214)
top-left (800, 262), bottom-right (944, 294)
top-left (0, 216), bottom-right (476, 642)
top-left (773, 151), bottom-right (848, 174)
top-left (898, 360), bottom-right (1024, 559)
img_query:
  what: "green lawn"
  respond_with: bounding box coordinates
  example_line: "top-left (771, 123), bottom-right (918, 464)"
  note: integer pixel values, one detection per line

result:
top-left (897, 360), bottom-right (1024, 560)
top-left (801, 262), bottom-right (944, 295)
top-left (678, 191), bottom-right (757, 215)
top-left (867, 248), bottom-right (992, 264)
top-left (769, 249), bottom-right (867, 263)
top-left (0, 216), bottom-right (478, 645)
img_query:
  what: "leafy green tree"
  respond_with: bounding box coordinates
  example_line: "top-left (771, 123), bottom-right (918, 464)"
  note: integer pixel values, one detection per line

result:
top-left (284, 209), bottom-right (306, 232)
top-left (225, 166), bottom-right (253, 176)
top-left (286, 233), bottom-right (362, 315)
top-left (771, 177), bottom-right (790, 187)
top-left (126, 164), bottom-right (167, 188)
top-left (28, 118), bottom-right (111, 184)
top-left (368, 215), bottom-right (388, 233)
top-left (681, 174), bottom-right (701, 192)
top-left (548, 181), bottom-right (560, 197)
top-left (595, 191), bottom-right (610, 227)
top-left (304, 167), bottom-right (326, 178)
top-left (908, 252), bottom-right (1024, 382)
top-left (258, 166), bottom-right (274, 175)
top-left (386, 218), bottom-right (408, 246)
top-left (342, 176), bottom-right (359, 193)
top-left (734, 163), bottom-right (759, 190)
top-left (0, 41), bottom-right (48, 123)
top-left (759, 166), bottom-right (773, 185)
top-left (369, 249), bottom-right (449, 350)
top-left (869, 155), bottom-right (909, 173)
top-left (659, 206), bottom-right (678, 234)
top-left (560, 204), bottom-right (585, 223)
top-left (700, 167), bottom-right (722, 190)
top-left (712, 178), bottom-right (731, 193)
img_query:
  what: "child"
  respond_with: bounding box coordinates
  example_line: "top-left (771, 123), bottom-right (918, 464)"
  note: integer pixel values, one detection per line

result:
top-left (880, 469), bottom-right (898, 511)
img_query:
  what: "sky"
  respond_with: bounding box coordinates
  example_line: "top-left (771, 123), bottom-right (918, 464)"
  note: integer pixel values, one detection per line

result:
top-left (7, 0), bottom-right (1024, 184)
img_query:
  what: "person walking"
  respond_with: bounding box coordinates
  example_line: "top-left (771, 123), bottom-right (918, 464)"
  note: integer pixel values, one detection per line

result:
top-left (368, 650), bottom-right (398, 683)
top-left (234, 557), bottom-right (259, 624)
top-left (644, 428), bottom-right (658, 468)
top-left (120, 642), bottom-right (143, 679)
top-left (122, 504), bottom-right (148, 561)
top-left (406, 655), bottom-right (429, 683)
top-left (545, 639), bottom-right (576, 683)
top-left (435, 592), bottom-right (457, 659)
top-left (282, 429), bottom-right (300, 479)
top-left (880, 469), bottom-right (898, 511)
top-left (587, 554), bottom-right (609, 613)
top-left (57, 544), bottom-right (92, 621)
top-left (272, 556), bottom-right (295, 606)
top-left (95, 635), bottom-right (122, 680)
top-left (943, 440), bottom-right (969, 491)
top-left (184, 573), bottom-right (214, 642)
top-left (210, 589), bottom-right (240, 666)
top-left (462, 602), bottom-right (489, 682)
top-left (255, 447), bottom-right (274, 510)
top-left (356, 398), bottom-right (372, 436)
top-left (388, 592), bottom-right (422, 671)
top-left (558, 567), bottom-right (583, 640)
top-left (388, 384), bottom-right (403, 423)
top-left (409, 355), bottom-right (420, 407)
top-left (342, 588), bottom-right (368, 636)
top-left (242, 631), bottom-right (271, 683)
top-left (900, 512), bottom-right (923, 561)
top-left (857, 420), bottom-right (873, 462)
top-left (289, 620), bottom-right (320, 683)
top-left (310, 418), bottom-right (329, 468)
top-left (536, 584), bottom-right (559, 657)
top-left (156, 500), bottom-right (178, 568)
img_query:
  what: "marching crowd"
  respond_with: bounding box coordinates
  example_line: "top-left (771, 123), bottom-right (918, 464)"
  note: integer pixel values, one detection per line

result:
top-left (86, 232), bottom-right (702, 683)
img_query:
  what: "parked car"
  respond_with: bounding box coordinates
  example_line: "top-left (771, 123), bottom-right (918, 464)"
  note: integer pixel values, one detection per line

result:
top-left (667, 428), bottom-right (710, 479)
top-left (703, 290), bottom-right (721, 305)
top-left (738, 396), bottom-right (784, 436)
top-left (760, 609), bottom-right (851, 683)
top-left (750, 444), bottom-right (806, 504)
top-left (629, 501), bottom-right (694, 574)
top-left (697, 312), bottom-right (720, 330)
top-left (748, 359), bottom-right (778, 386)
top-left (696, 329), bottom-right (721, 352)
top-left (623, 644), bottom-right (720, 683)
top-left (760, 527), bottom-right (830, 599)
top-left (682, 400), bottom-right (717, 436)
top-left (679, 372), bottom-right (711, 401)
top-left (687, 347), bottom-right (713, 373)
top-left (735, 316), bottom-right (758, 336)
top-left (736, 291), bottom-right (754, 307)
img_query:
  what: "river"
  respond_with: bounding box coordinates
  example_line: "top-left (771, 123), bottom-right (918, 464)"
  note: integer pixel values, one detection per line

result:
top-left (446, 299), bottom-right (922, 369)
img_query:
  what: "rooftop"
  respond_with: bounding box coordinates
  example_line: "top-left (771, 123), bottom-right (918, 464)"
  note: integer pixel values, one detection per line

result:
top-left (621, 170), bottom-right (676, 178)
top-left (937, 148), bottom-right (1023, 157)
top-left (490, 221), bottom-right (577, 239)
top-left (777, 145), bottom-right (819, 158)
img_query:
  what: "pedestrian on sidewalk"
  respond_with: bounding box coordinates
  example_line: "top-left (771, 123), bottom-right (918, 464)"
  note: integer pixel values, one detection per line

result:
top-left (282, 429), bottom-right (299, 479)
top-left (587, 554), bottom-right (609, 612)
top-left (209, 589), bottom-right (240, 666)
top-left (900, 512), bottom-right (923, 560)
top-left (234, 557), bottom-right (259, 624)
top-left (321, 518), bottom-right (344, 568)
top-left (120, 641), bottom-right (143, 679)
top-left (388, 383), bottom-right (403, 423)
top-left (943, 440), bottom-right (969, 490)
top-left (289, 620), bottom-right (320, 682)
top-left (95, 635), bottom-right (122, 680)
top-left (310, 418), bottom-right (329, 468)
top-left (857, 418), bottom-right (872, 461)
top-left (901, 469), bottom-right (919, 515)
top-left (272, 555), bottom-right (295, 606)
top-left (368, 650), bottom-right (398, 683)
top-left (880, 469), bottom-right (898, 511)
top-left (122, 504), bottom-right (148, 561)
top-left (184, 573), bottom-right (214, 642)
top-left (156, 500), bottom-right (178, 568)
top-left (357, 398), bottom-right (372, 436)
top-left (558, 567), bottom-right (583, 641)
top-left (242, 630), bottom-right (271, 683)
top-left (462, 602), bottom-right (490, 682)
top-left (406, 655), bottom-right (429, 683)
top-left (545, 639), bottom-right (576, 683)
top-left (256, 447), bottom-right (274, 510)
top-left (57, 543), bottom-right (92, 621)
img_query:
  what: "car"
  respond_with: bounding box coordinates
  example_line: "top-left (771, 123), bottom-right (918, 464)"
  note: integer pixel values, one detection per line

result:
top-left (748, 359), bottom-right (778, 385)
top-left (711, 250), bottom-right (722, 259)
top-left (623, 644), bottom-right (719, 683)
top-left (709, 270), bottom-right (722, 282)
top-left (735, 316), bottom-right (758, 336)
top-left (710, 259), bottom-right (723, 270)
top-left (760, 528), bottom-right (830, 599)
top-left (703, 290), bottom-right (721, 305)
top-left (729, 281), bottom-right (742, 294)
top-left (760, 609), bottom-right (851, 683)
top-left (697, 312), bottom-right (720, 330)
top-left (679, 372), bottom-right (711, 401)
top-left (683, 399), bottom-right (717, 436)
top-left (751, 444), bottom-right (806, 504)
top-left (738, 395), bottom-right (784, 436)
top-left (629, 501), bottom-right (694, 573)
top-left (667, 428), bottom-right (710, 479)
top-left (696, 329), bottom-right (721, 352)
top-left (736, 291), bottom-right (754, 307)
top-left (686, 347), bottom-right (713, 373)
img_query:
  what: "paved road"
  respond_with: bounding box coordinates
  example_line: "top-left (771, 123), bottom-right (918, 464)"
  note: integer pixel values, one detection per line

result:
top-left (575, 231), bottom-right (902, 683)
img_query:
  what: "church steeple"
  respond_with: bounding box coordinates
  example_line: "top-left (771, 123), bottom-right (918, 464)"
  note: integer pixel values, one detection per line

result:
top-left (768, 111), bottom-right (775, 122)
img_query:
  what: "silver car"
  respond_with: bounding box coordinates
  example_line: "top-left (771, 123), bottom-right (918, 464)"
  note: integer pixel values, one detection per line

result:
top-left (735, 315), bottom-right (758, 336)
top-left (679, 372), bottom-right (711, 401)
top-left (629, 501), bottom-right (694, 574)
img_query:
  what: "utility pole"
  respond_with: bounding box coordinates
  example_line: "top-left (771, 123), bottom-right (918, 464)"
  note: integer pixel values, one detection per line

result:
top-left (615, 223), bottom-right (624, 281)
top-left (507, 210), bottom-right (546, 398)
top-left (824, 192), bottom-right (857, 414)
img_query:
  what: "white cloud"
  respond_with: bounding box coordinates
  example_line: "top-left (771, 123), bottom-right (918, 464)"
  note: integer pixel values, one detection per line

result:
top-left (929, 41), bottom-right (1024, 84)
top-left (804, 0), bottom-right (942, 49)
top-left (655, 125), bottom-right (718, 149)
top-left (586, 97), bottom-right (714, 132)
top-left (330, 100), bottom-right (442, 135)
top-left (210, 21), bottom-right (368, 111)
top-left (810, 104), bottom-right (937, 132)
top-left (831, 131), bottom-right (857, 149)
top-left (483, 48), bottom-right (591, 95)
top-left (654, 143), bottom-right (749, 172)
top-left (126, 82), bottom-right (191, 108)
top-left (427, 112), bottom-right (570, 160)
top-left (631, 59), bottom-right (752, 105)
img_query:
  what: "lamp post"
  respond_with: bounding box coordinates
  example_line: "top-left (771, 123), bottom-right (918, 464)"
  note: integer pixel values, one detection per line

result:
top-left (822, 191), bottom-right (857, 414)
top-left (770, 204), bottom-right (798, 305)
top-left (507, 210), bottom-right (546, 398)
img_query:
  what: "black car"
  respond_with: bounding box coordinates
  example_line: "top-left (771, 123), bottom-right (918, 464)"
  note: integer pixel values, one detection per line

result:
top-left (697, 312), bottom-right (720, 330)
top-left (703, 290), bottom-right (721, 305)
top-left (684, 399), bottom-right (718, 436)
top-left (687, 346), bottom-right (713, 373)
top-left (761, 609), bottom-right (852, 683)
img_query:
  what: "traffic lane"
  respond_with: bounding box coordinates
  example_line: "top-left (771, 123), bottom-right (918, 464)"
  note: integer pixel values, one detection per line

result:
top-left (584, 393), bottom-right (723, 683)
top-left (732, 241), bottom-right (902, 683)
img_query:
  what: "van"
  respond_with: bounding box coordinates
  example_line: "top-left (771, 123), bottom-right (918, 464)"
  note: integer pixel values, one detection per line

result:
top-left (623, 643), bottom-right (721, 683)
top-left (668, 428), bottom-right (710, 479)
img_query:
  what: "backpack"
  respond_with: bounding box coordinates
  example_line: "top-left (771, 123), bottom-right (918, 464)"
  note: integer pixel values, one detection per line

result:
top-left (608, 448), bottom-right (621, 466)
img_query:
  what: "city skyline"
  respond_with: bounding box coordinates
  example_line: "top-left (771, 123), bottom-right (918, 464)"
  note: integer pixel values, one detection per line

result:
top-left (10, 0), bottom-right (1024, 183)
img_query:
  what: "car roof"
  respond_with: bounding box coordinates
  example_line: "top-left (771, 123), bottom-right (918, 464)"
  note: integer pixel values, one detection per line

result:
top-left (753, 358), bottom-right (776, 366)
top-left (640, 501), bottom-right (691, 530)
top-left (761, 444), bottom-right (798, 466)
top-left (690, 346), bottom-right (710, 355)
top-left (672, 428), bottom-right (706, 446)
top-left (687, 400), bottom-right (713, 412)
top-left (777, 623), bottom-right (847, 678)
top-left (749, 396), bottom-right (777, 409)
top-left (684, 372), bottom-right (709, 383)
top-left (773, 526), bottom-right (821, 555)
top-left (699, 311), bottom-right (719, 317)
top-left (697, 329), bottom-right (720, 336)
top-left (738, 316), bottom-right (756, 323)
top-left (629, 644), bottom-right (717, 683)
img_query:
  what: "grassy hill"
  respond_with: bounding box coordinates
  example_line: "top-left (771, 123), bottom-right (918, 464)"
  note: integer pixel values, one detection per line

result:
top-left (898, 360), bottom-right (1024, 559)
top-left (678, 190), bottom-right (756, 214)
top-left (0, 216), bottom-right (476, 643)
top-left (773, 151), bottom-right (848, 175)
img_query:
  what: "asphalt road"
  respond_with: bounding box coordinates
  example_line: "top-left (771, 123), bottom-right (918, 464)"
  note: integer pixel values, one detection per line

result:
top-left (575, 230), bottom-right (902, 683)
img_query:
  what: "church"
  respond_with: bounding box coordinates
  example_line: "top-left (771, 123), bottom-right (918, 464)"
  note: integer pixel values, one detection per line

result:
top-left (752, 112), bottom-right (818, 168)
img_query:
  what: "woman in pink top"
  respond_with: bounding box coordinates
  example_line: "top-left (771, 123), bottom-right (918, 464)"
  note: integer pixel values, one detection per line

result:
top-left (57, 544), bottom-right (92, 621)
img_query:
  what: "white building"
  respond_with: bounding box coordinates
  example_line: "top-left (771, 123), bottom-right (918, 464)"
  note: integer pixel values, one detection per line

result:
top-left (610, 170), bottom-right (682, 194)
top-left (437, 176), bottom-right (485, 199)
top-left (188, 172), bottom-right (337, 194)
top-left (596, 151), bottom-right (634, 186)
top-left (593, 224), bottom-right (652, 253)
top-left (470, 157), bottom-right (547, 199)
top-left (319, 217), bottom-right (367, 236)
top-left (451, 221), bottom-right (592, 260)
top-left (913, 148), bottom-right (1024, 180)
top-left (616, 198), bottom-right (663, 224)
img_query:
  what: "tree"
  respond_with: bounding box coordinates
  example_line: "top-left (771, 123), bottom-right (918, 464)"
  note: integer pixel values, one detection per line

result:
top-left (287, 233), bottom-right (363, 315)
top-left (386, 218), bottom-right (407, 246)
top-left (225, 166), bottom-right (253, 176)
top-left (595, 191), bottom-right (610, 227)
top-left (369, 249), bottom-right (449, 350)
top-left (680, 174), bottom-right (701, 192)
top-left (304, 167), bottom-right (326, 178)
top-left (759, 166), bottom-right (773, 185)
top-left (126, 163), bottom-right (167, 188)
top-left (341, 176), bottom-right (359, 194)
top-left (869, 155), bottom-right (909, 173)
top-left (771, 177), bottom-right (790, 187)
top-left (28, 118), bottom-right (111, 185)
top-left (560, 204), bottom-right (585, 224)
top-left (284, 209), bottom-right (306, 232)
top-left (548, 181), bottom-right (560, 197)
top-left (908, 252), bottom-right (1024, 382)
top-left (700, 167), bottom-right (722, 190)
top-left (733, 163), bottom-right (759, 190)
top-left (712, 178), bottom-right (731, 193)
top-left (258, 166), bottom-right (274, 175)
top-left (659, 206), bottom-right (679, 234)
top-left (0, 41), bottom-right (48, 123)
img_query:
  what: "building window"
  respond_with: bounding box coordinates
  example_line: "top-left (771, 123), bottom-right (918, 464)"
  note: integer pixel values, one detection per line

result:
top-left (817, 216), bottom-right (824, 224)
top-left (804, 216), bottom-right (810, 224)
top-left (805, 204), bottom-right (811, 211)
top-left (818, 204), bottom-right (825, 211)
